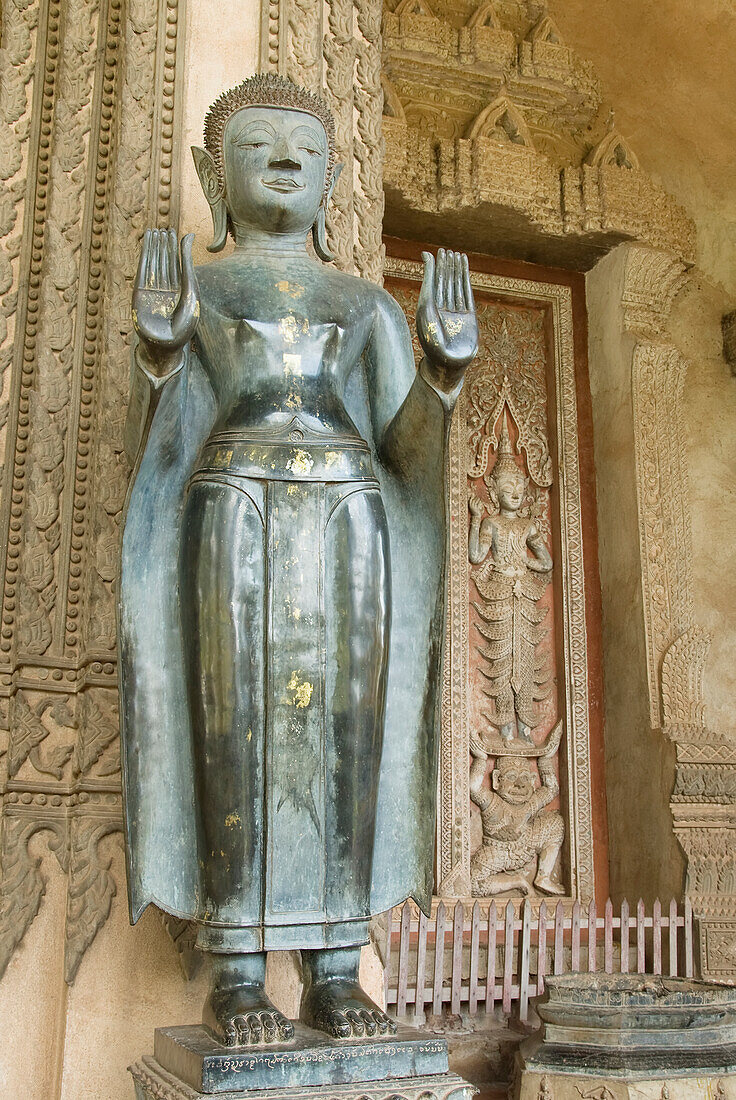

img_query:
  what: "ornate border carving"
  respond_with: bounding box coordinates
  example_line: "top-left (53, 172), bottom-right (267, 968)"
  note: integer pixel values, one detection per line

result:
top-left (384, 256), bottom-right (594, 904)
top-left (0, 0), bottom-right (185, 984)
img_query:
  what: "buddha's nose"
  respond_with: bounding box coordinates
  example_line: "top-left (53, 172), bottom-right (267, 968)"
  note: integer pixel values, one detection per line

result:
top-left (269, 137), bottom-right (301, 170)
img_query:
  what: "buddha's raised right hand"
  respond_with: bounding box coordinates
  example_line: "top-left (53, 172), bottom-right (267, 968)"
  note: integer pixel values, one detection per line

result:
top-left (132, 229), bottom-right (200, 377)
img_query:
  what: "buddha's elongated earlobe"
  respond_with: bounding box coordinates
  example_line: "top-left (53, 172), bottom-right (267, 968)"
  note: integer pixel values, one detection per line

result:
top-left (312, 163), bottom-right (343, 263)
top-left (192, 146), bottom-right (228, 253)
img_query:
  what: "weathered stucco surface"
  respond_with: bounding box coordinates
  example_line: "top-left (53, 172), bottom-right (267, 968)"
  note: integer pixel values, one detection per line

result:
top-left (550, 0), bottom-right (736, 298)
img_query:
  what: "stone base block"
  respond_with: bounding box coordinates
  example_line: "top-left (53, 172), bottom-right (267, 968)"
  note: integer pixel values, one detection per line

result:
top-left (130, 1054), bottom-right (476, 1100)
top-left (129, 1023), bottom-right (477, 1099)
top-left (514, 1067), bottom-right (736, 1100)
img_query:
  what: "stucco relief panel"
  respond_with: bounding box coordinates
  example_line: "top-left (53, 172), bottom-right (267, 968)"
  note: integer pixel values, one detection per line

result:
top-left (385, 257), bottom-right (594, 907)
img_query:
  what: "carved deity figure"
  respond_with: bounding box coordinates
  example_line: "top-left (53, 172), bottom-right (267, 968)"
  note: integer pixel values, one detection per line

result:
top-left (469, 415), bottom-right (552, 743)
top-left (119, 75), bottom-right (477, 1047)
top-left (469, 735), bottom-right (564, 897)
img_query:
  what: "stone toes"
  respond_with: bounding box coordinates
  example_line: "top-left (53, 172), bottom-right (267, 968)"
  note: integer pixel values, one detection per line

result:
top-left (345, 1008), bottom-right (365, 1036)
top-left (261, 1012), bottom-right (277, 1042)
top-left (359, 1009), bottom-right (377, 1036)
top-left (245, 1011), bottom-right (263, 1043)
top-left (277, 1014), bottom-right (295, 1041)
top-left (232, 1014), bottom-right (249, 1045)
top-left (374, 1011), bottom-right (389, 1035)
top-left (222, 1021), bottom-right (239, 1047)
top-left (383, 1012), bottom-right (398, 1034)
top-left (329, 1010), bottom-right (353, 1039)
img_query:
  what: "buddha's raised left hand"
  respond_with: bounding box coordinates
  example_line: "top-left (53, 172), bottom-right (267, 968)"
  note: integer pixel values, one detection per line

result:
top-left (417, 249), bottom-right (479, 391)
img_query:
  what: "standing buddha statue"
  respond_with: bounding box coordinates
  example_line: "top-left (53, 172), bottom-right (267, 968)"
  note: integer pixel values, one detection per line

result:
top-left (119, 74), bottom-right (478, 1047)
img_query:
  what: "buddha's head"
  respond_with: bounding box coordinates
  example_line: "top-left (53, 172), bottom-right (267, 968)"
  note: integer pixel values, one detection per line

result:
top-left (192, 74), bottom-right (339, 258)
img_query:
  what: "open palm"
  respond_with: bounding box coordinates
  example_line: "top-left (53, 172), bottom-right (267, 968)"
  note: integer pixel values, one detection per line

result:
top-left (417, 249), bottom-right (478, 386)
top-left (132, 229), bottom-right (200, 375)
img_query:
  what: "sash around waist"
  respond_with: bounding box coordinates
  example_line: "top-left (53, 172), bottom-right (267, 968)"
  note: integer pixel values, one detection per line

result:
top-left (195, 432), bottom-right (376, 482)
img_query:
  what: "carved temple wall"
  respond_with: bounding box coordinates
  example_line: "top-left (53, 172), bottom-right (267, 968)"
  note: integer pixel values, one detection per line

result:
top-left (0, 0), bottom-right (735, 1095)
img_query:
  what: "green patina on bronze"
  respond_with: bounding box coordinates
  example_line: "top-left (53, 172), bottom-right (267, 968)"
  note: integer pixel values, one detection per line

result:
top-left (119, 73), bottom-right (478, 1048)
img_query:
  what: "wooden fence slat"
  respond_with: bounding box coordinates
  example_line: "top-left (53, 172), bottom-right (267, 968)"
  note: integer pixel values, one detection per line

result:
top-left (397, 902), bottom-right (412, 1015)
top-left (415, 908), bottom-right (428, 1020)
top-left (502, 900), bottom-right (515, 1015)
top-left (519, 899), bottom-right (532, 1023)
top-left (587, 900), bottom-right (597, 972)
top-left (554, 901), bottom-right (564, 975)
top-left (669, 898), bottom-right (678, 977)
top-left (684, 896), bottom-right (693, 977)
top-left (468, 902), bottom-right (480, 1016)
top-left (537, 900), bottom-right (548, 995)
top-left (636, 899), bottom-right (646, 973)
top-left (620, 899), bottom-right (630, 973)
top-left (486, 902), bottom-right (497, 1013)
top-left (384, 906), bottom-right (394, 1006)
top-left (571, 899), bottom-right (581, 971)
top-left (652, 898), bottom-right (662, 975)
top-left (451, 900), bottom-right (464, 1015)
top-left (432, 902), bottom-right (446, 1016)
top-left (604, 898), bottom-right (613, 973)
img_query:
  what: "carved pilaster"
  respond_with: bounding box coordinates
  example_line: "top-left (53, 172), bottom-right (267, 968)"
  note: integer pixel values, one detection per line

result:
top-left (0, 0), bottom-right (185, 984)
top-left (623, 243), bottom-right (736, 979)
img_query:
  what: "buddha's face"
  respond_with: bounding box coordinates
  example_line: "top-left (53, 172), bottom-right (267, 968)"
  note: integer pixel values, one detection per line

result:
top-left (222, 106), bottom-right (329, 235)
top-left (495, 470), bottom-right (526, 512)
top-left (494, 759), bottom-right (536, 805)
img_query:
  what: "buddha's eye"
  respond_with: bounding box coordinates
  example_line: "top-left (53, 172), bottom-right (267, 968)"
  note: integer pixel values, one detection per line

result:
top-left (300, 146), bottom-right (322, 157)
top-left (243, 141), bottom-right (268, 149)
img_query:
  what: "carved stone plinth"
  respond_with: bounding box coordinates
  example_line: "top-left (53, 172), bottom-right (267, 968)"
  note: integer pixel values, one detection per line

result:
top-left (513, 974), bottom-right (736, 1100)
top-left (129, 1025), bottom-right (476, 1099)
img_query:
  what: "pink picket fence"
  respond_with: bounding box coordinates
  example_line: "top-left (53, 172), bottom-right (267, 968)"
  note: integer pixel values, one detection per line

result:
top-left (385, 897), bottom-right (694, 1023)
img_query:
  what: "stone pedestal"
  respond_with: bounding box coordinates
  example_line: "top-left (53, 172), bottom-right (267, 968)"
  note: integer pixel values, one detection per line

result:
top-left (513, 974), bottom-right (736, 1100)
top-left (129, 1024), bottom-right (477, 1099)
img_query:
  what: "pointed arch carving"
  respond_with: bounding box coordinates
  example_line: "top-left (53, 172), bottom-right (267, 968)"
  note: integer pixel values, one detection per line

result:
top-left (466, 94), bottom-right (534, 148)
top-left (394, 0), bottom-right (434, 15)
top-left (466, 1), bottom-right (500, 30)
top-left (381, 73), bottom-right (406, 124)
top-left (586, 128), bottom-right (640, 170)
top-left (528, 14), bottom-right (563, 44)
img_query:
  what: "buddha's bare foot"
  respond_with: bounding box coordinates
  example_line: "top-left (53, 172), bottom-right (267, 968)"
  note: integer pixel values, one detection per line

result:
top-left (534, 873), bottom-right (565, 895)
top-left (204, 984), bottom-right (294, 1047)
top-left (300, 978), bottom-right (397, 1040)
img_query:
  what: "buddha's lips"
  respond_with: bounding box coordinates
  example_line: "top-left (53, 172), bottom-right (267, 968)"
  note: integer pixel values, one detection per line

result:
top-left (262, 177), bottom-right (305, 192)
